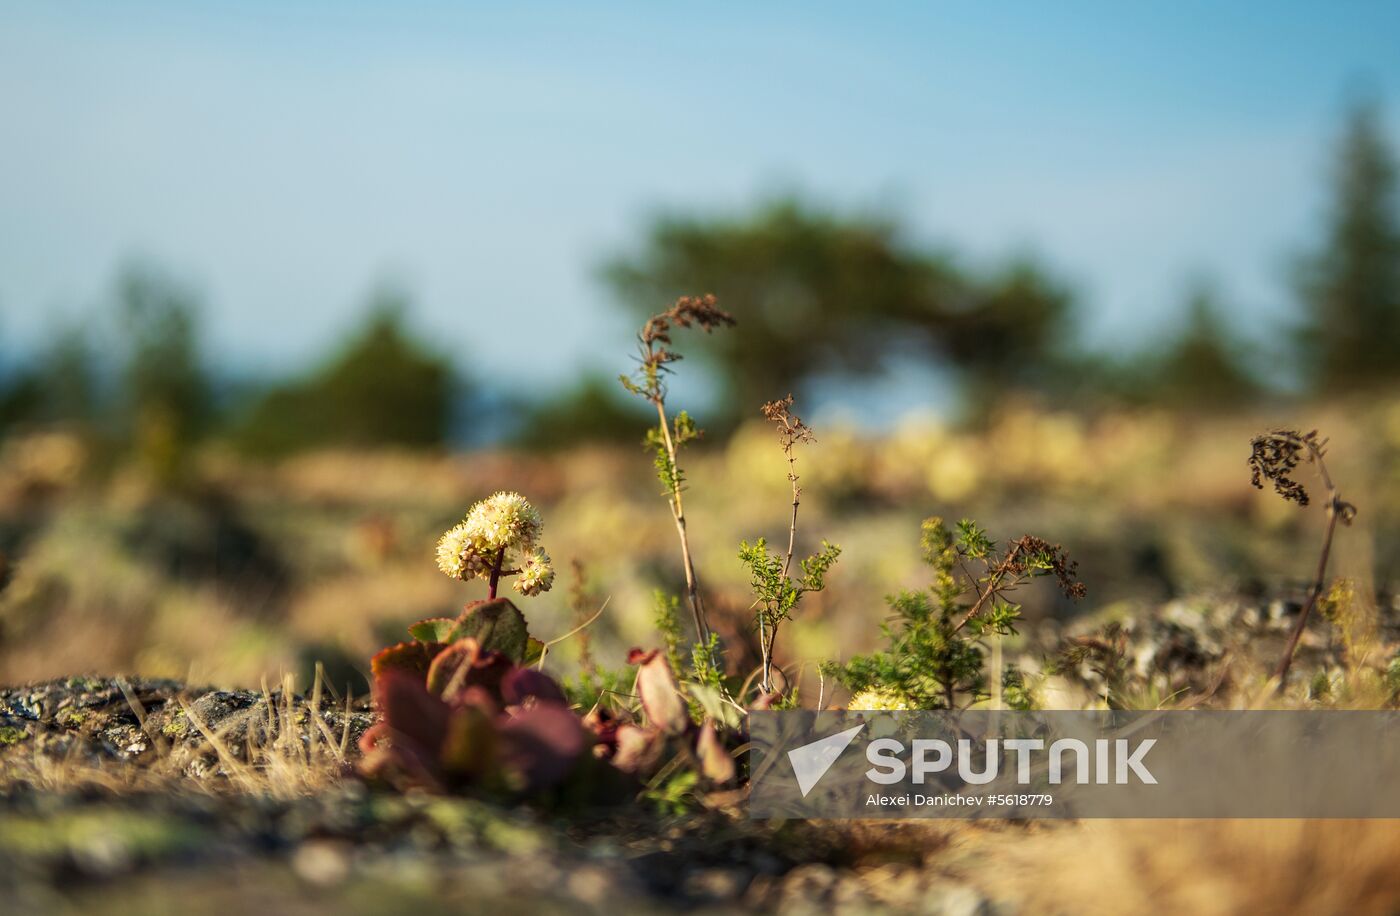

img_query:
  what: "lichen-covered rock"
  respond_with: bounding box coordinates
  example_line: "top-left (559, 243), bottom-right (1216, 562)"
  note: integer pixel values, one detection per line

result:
top-left (0, 676), bottom-right (373, 776)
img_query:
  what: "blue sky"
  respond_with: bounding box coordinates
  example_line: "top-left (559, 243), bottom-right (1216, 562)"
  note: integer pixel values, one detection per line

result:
top-left (3, 2), bottom-right (1399, 396)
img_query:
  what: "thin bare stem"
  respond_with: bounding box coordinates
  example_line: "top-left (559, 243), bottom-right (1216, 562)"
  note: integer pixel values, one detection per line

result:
top-left (781, 452), bottom-right (800, 580)
top-left (1273, 506), bottom-right (1341, 687)
top-left (652, 400), bottom-right (710, 644)
top-left (1250, 430), bottom-right (1357, 691)
top-left (757, 394), bottom-right (814, 695)
top-left (1271, 450), bottom-right (1347, 688)
top-left (621, 295), bottom-right (733, 648)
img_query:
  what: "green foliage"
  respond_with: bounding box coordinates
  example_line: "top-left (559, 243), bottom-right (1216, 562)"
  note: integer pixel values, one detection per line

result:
top-left (827, 517), bottom-right (1082, 710)
top-left (115, 263), bottom-right (215, 480)
top-left (652, 591), bottom-right (685, 679)
top-left (739, 538), bottom-right (841, 626)
top-left (563, 665), bottom-right (634, 713)
top-left (641, 410), bottom-right (702, 495)
top-left (234, 294), bottom-right (454, 456)
top-left (1384, 655), bottom-right (1400, 701)
top-left (442, 599), bottom-right (532, 664)
top-left (513, 373), bottom-right (650, 449)
top-left (0, 321), bottom-right (102, 434)
top-left (1309, 670), bottom-right (1333, 701)
top-left (1297, 99), bottom-right (1400, 392)
top-left (643, 769), bottom-right (699, 816)
top-left (603, 197), bottom-right (1075, 422)
top-left (690, 632), bottom-right (723, 693)
top-left (1148, 284), bottom-right (1263, 408)
top-left (1001, 666), bottom-right (1037, 711)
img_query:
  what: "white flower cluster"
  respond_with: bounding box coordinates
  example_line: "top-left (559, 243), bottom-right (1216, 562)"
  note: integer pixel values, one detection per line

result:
top-left (435, 491), bottom-right (554, 596)
top-left (514, 547), bottom-right (555, 597)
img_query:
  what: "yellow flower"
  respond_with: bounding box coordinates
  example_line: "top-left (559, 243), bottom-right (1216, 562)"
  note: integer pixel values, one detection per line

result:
top-left (848, 686), bottom-right (912, 711)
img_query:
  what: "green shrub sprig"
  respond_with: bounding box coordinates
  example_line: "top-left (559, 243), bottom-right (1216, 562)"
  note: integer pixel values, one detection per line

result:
top-left (825, 517), bottom-right (1083, 710)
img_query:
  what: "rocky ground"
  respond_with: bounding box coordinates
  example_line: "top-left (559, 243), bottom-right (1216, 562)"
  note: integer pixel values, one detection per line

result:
top-left (0, 677), bottom-right (1002, 915)
top-left (0, 593), bottom-right (1391, 916)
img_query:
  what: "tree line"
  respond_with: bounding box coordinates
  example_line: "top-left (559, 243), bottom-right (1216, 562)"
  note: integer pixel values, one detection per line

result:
top-left (1, 101), bottom-right (1397, 457)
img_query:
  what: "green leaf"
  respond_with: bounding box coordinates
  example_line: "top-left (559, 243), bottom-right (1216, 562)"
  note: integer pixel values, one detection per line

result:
top-left (522, 637), bottom-right (546, 666)
top-left (408, 617), bottom-right (459, 643)
top-left (449, 598), bottom-right (531, 664)
top-left (687, 682), bottom-right (742, 730)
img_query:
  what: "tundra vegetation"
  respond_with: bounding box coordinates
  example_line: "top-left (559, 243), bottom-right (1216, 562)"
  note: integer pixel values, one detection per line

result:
top-left (4, 80), bottom-right (1400, 916)
top-left (4, 293), bottom-right (1400, 910)
top-left (341, 297), bottom-right (1379, 826)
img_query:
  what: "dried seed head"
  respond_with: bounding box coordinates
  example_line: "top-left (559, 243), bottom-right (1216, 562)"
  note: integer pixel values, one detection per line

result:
top-left (1009, 535), bottom-right (1087, 600)
top-left (1248, 429), bottom-right (1321, 507)
top-left (761, 393), bottom-right (815, 455)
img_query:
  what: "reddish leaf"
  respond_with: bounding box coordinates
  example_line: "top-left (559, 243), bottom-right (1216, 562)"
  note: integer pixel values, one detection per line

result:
top-left (611, 724), bottom-right (664, 774)
top-left (749, 692), bottom-right (777, 711)
top-left (439, 703), bottom-right (498, 782)
top-left (582, 707), bottom-right (620, 756)
top-left (497, 703), bottom-right (587, 792)
top-left (450, 685), bottom-right (502, 718)
top-left (501, 667), bottom-right (567, 706)
top-left (696, 720), bottom-right (736, 785)
top-left (426, 638), bottom-right (482, 697)
top-left (371, 640), bottom-right (445, 679)
top-left (633, 650), bottom-right (688, 736)
top-left (366, 670), bottom-right (452, 789)
top-left (445, 651), bottom-right (513, 706)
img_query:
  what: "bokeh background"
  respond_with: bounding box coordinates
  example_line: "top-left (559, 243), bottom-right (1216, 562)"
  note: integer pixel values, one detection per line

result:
top-left (3, 3), bottom-right (1400, 697)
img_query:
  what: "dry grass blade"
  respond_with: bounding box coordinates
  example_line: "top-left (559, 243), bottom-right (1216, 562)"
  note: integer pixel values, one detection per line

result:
top-left (536, 596), bottom-right (610, 670)
top-left (176, 697), bottom-right (258, 792)
top-left (116, 676), bottom-right (170, 757)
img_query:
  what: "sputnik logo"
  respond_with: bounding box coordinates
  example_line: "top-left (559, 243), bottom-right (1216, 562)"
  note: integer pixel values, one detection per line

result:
top-left (787, 723), bottom-right (866, 797)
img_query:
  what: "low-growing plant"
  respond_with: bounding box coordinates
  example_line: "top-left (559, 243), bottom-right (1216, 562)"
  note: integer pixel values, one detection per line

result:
top-left (361, 491), bottom-right (739, 807)
top-left (738, 394), bottom-right (841, 697)
top-left (1248, 428), bottom-right (1358, 688)
top-left (824, 517), bottom-right (1084, 710)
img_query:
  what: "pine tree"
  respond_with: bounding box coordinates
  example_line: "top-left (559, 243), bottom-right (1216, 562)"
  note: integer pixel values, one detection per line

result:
top-left (1151, 283), bottom-right (1261, 408)
top-left (1298, 101), bottom-right (1400, 391)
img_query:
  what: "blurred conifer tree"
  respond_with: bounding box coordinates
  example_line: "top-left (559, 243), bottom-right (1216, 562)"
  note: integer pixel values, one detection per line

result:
top-left (1297, 99), bottom-right (1400, 391)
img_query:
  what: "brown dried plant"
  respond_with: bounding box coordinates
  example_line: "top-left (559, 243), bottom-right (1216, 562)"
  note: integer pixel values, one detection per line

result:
top-left (620, 295), bottom-right (736, 646)
top-left (1248, 428), bottom-right (1358, 689)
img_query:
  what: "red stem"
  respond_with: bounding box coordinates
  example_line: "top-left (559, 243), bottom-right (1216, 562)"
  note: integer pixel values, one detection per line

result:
top-left (487, 548), bottom-right (505, 599)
